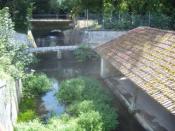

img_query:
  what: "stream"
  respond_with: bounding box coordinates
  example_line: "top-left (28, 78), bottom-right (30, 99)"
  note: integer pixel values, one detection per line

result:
top-left (35, 51), bottom-right (100, 121)
top-left (32, 25), bottom-right (146, 131)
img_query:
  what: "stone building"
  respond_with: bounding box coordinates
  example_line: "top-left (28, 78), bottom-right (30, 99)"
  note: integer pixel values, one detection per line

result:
top-left (95, 27), bottom-right (175, 131)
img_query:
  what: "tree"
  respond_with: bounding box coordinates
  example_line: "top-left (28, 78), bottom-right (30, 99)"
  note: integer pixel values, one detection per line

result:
top-left (0, 7), bottom-right (34, 78)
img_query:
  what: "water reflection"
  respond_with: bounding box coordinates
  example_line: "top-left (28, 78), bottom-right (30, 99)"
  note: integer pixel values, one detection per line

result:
top-left (35, 52), bottom-right (100, 120)
top-left (41, 79), bottom-right (65, 119)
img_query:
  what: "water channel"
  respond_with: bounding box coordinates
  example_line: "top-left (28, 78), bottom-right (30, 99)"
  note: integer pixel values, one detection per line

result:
top-left (32, 24), bottom-right (146, 131)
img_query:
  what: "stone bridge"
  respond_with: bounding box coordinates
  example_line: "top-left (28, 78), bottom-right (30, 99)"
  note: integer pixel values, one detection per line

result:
top-left (30, 18), bottom-right (74, 29)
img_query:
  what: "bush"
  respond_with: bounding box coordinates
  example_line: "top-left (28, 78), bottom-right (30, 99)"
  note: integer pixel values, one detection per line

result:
top-left (22, 73), bottom-right (51, 98)
top-left (16, 77), bottom-right (118, 131)
top-left (15, 119), bottom-right (47, 131)
top-left (67, 100), bottom-right (95, 116)
top-left (56, 78), bottom-right (85, 104)
top-left (47, 115), bottom-right (82, 131)
top-left (95, 103), bottom-right (118, 130)
top-left (73, 45), bottom-right (99, 62)
top-left (0, 8), bottom-right (35, 78)
top-left (17, 110), bottom-right (37, 122)
top-left (57, 77), bottom-right (119, 130)
top-left (19, 98), bottom-right (37, 112)
top-left (17, 98), bottom-right (38, 122)
top-left (16, 112), bottom-right (102, 131)
top-left (78, 111), bottom-right (103, 131)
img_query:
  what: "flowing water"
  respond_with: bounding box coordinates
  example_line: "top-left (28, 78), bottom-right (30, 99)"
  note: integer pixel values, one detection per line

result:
top-left (39, 79), bottom-right (65, 119)
top-left (34, 51), bottom-right (100, 120)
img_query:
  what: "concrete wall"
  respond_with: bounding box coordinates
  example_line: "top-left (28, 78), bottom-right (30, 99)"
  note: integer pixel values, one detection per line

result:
top-left (0, 78), bottom-right (22, 131)
top-left (82, 30), bottom-right (126, 46)
top-left (75, 20), bottom-right (98, 29)
top-left (63, 30), bottom-right (126, 46)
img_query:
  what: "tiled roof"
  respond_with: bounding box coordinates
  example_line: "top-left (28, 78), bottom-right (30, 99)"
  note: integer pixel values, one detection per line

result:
top-left (95, 27), bottom-right (175, 114)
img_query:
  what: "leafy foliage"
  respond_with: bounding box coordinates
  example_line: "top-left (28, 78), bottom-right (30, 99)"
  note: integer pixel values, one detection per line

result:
top-left (78, 111), bottom-right (102, 131)
top-left (16, 111), bottom-right (102, 131)
top-left (57, 78), bottom-right (85, 104)
top-left (17, 98), bottom-right (38, 122)
top-left (17, 110), bottom-right (37, 122)
top-left (15, 119), bottom-right (47, 131)
top-left (4, 0), bottom-right (34, 31)
top-left (22, 73), bottom-right (51, 98)
top-left (73, 45), bottom-right (99, 62)
top-left (56, 77), bottom-right (119, 131)
top-left (16, 77), bottom-right (118, 131)
top-left (0, 8), bottom-right (34, 78)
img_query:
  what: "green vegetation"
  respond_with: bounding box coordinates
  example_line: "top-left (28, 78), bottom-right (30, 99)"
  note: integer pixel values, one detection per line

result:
top-left (1, 0), bottom-right (175, 31)
top-left (73, 45), bottom-right (99, 62)
top-left (0, 1), bottom-right (34, 31)
top-left (22, 73), bottom-right (51, 98)
top-left (17, 73), bottom-right (51, 122)
top-left (56, 77), bottom-right (118, 131)
top-left (17, 98), bottom-right (38, 122)
top-left (0, 8), bottom-right (34, 79)
top-left (18, 110), bottom-right (37, 122)
top-left (57, 78), bottom-right (85, 104)
top-left (15, 77), bottom-right (118, 131)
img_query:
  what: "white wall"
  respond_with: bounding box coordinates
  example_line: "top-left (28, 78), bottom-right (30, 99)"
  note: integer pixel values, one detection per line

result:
top-left (63, 30), bottom-right (126, 46)
top-left (0, 78), bottom-right (22, 131)
top-left (82, 30), bottom-right (126, 46)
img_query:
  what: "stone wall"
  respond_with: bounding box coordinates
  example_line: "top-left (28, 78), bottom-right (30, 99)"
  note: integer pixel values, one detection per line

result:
top-left (63, 30), bottom-right (126, 46)
top-left (0, 78), bottom-right (22, 131)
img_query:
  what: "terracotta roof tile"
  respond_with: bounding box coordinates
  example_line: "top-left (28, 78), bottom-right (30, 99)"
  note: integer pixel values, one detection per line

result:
top-left (95, 27), bottom-right (175, 115)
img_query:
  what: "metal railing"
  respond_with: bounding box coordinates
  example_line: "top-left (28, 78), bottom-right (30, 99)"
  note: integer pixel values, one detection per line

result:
top-left (31, 12), bottom-right (174, 30)
top-left (32, 14), bottom-right (70, 19)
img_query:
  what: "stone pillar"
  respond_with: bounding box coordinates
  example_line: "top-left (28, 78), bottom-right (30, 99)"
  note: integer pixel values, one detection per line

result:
top-left (100, 58), bottom-right (116, 78)
top-left (57, 50), bottom-right (62, 59)
top-left (130, 87), bottom-right (139, 112)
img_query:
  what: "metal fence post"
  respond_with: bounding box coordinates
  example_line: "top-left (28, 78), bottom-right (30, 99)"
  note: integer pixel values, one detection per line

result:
top-left (148, 11), bottom-right (151, 26)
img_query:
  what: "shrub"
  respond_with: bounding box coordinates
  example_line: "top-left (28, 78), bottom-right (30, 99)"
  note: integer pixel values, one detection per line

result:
top-left (15, 119), bottom-right (47, 131)
top-left (95, 103), bottom-right (118, 131)
top-left (81, 77), bottom-right (113, 104)
top-left (0, 8), bottom-right (35, 78)
top-left (47, 115), bottom-right (82, 131)
top-left (57, 77), bottom-right (119, 130)
top-left (22, 73), bottom-right (51, 98)
top-left (73, 45), bottom-right (99, 62)
top-left (67, 100), bottom-right (95, 116)
top-left (19, 98), bottom-right (37, 112)
top-left (17, 110), bottom-right (37, 122)
top-left (67, 100), bottom-right (118, 130)
top-left (16, 77), bottom-right (118, 131)
top-left (56, 78), bottom-right (85, 104)
top-left (78, 111), bottom-right (103, 131)
top-left (18, 98), bottom-right (38, 122)
top-left (16, 111), bottom-right (102, 131)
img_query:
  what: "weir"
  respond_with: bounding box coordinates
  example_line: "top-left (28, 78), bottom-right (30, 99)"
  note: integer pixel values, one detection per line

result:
top-left (26, 46), bottom-right (79, 53)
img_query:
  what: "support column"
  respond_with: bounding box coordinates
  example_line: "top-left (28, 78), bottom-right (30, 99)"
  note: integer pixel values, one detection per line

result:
top-left (130, 87), bottom-right (139, 112)
top-left (100, 58), bottom-right (115, 78)
top-left (57, 50), bottom-right (62, 59)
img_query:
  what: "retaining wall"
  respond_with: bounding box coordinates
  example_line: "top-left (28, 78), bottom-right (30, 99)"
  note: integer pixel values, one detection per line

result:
top-left (0, 78), bottom-right (22, 131)
top-left (63, 30), bottom-right (126, 46)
